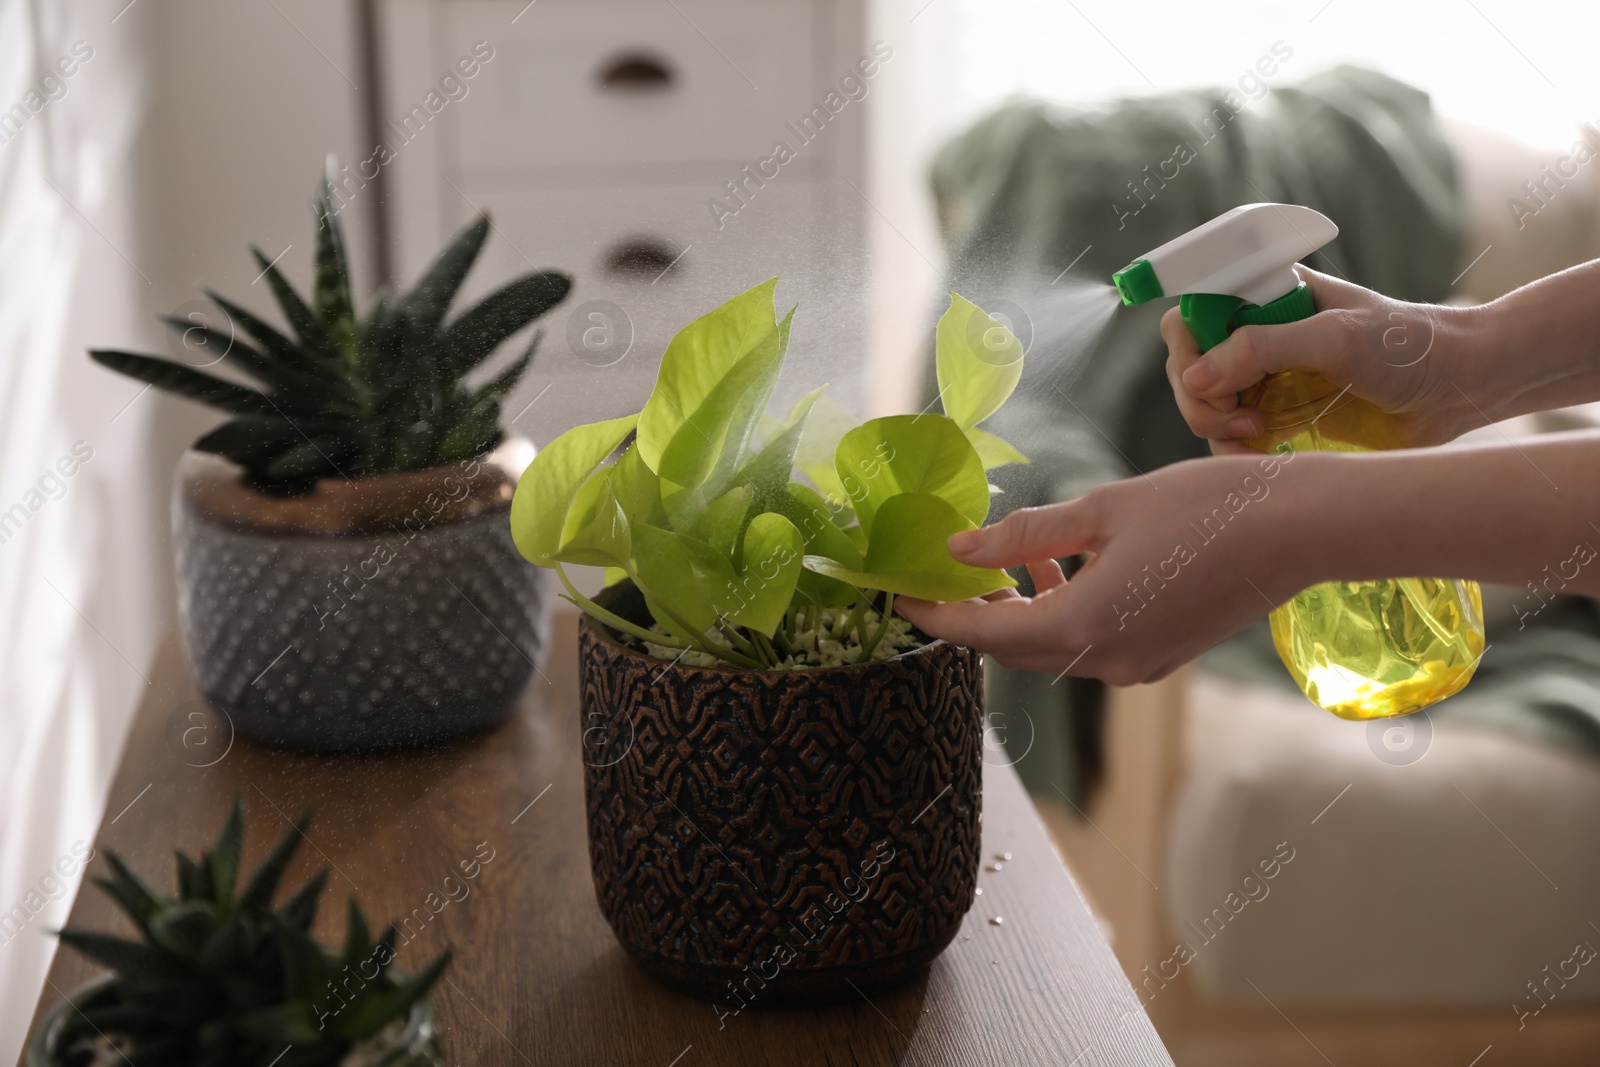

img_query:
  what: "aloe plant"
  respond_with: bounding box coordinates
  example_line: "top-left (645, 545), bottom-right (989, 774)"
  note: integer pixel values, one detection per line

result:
top-left (89, 177), bottom-right (569, 493)
top-left (510, 279), bottom-right (1029, 669)
top-left (52, 799), bottom-right (449, 1066)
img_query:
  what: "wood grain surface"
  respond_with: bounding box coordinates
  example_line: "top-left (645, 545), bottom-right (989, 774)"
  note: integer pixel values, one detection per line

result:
top-left (21, 611), bottom-right (1174, 1066)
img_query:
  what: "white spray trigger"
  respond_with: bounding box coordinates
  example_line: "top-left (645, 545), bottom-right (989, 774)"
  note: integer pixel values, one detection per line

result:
top-left (1138, 203), bottom-right (1337, 306)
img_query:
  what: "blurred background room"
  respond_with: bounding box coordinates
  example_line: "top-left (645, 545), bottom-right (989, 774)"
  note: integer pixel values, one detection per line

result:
top-left (5, 0), bottom-right (1600, 1063)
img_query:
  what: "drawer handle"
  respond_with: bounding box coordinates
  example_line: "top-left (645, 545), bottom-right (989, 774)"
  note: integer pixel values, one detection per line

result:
top-left (604, 236), bottom-right (683, 278)
top-left (598, 51), bottom-right (675, 91)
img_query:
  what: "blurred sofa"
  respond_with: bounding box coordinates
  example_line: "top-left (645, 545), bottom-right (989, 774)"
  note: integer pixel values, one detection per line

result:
top-left (933, 65), bottom-right (1600, 1065)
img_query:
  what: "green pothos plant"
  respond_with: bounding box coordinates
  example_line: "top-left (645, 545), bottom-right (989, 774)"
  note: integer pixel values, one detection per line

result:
top-left (509, 279), bottom-right (1028, 669)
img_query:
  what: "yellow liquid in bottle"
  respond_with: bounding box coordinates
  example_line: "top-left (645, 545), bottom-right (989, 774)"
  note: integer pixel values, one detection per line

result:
top-left (1243, 372), bottom-right (1485, 721)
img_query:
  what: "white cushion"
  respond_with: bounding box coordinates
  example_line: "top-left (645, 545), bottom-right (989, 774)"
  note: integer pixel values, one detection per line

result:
top-left (1166, 673), bottom-right (1600, 1009)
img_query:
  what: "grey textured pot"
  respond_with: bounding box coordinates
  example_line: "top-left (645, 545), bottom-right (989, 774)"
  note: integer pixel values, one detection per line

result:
top-left (173, 437), bottom-right (544, 753)
top-left (26, 975), bottom-right (444, 1065)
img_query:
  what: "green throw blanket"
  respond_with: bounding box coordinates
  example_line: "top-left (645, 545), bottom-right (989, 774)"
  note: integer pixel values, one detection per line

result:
top-left (930, 65), bottom-right (1600, 800)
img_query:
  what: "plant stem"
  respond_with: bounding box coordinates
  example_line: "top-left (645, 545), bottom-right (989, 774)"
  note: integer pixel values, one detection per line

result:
top-left (707, 641), bottom-right (765, 671)
top-left (837, 596), bottom-right (862, 642)
top-left (752, 631), bottom-right (783, 666)
top-left (716, 620), bottom-right (757, 655)
top-left (858, 593), bottom-right (895, 663)
top-left (626, 572), bottom-right (763, 670)
top-left (850, 591), bottom-right (873, 649)
top-left (556, 567), bottom-right (692, 650)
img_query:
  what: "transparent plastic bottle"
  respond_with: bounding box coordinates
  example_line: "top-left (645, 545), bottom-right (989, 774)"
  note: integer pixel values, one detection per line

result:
top-left (1241, 367), bottom-right (1485, 720)
top-left (1113, 203), bottom-right (1485, 720)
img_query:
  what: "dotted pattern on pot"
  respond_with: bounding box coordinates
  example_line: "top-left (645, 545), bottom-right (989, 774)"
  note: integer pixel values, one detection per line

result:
top-left (174, 501), bottom-right (544, 753)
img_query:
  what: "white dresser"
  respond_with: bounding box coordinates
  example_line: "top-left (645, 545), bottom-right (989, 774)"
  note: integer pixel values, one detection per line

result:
top-left (379, 0), bottom-right (874, 443)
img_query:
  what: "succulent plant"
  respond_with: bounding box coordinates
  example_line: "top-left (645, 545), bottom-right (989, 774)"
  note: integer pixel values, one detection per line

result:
top-left (90, 176), bottom-right (569, 494)
top-left (52, 799), bottom-right (449, 1067)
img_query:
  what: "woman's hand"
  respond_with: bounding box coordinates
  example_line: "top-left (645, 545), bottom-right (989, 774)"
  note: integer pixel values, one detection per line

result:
top-left (896, 451), bottom-right (1324, 685)
top-left (1162, 266), bottom-right (1485, 453)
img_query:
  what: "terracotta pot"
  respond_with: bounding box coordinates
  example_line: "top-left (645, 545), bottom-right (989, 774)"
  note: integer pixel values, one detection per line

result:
top-left (172, 437), bottom-right (543, 753)
top-left (578, 582), bottom-right (983, 1009)
top-left (25, 975), bottom-right (443, 1065)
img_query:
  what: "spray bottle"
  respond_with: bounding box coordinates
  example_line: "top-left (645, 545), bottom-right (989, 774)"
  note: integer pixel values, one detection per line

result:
top-left (1112, 203), bottom-right (1483, 720)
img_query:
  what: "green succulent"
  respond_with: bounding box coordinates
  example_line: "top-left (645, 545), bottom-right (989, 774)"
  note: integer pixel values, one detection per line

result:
top-left (53, 799), bottom-right (450, 1067)
top-left (90, 177), bottom-right (569, 494)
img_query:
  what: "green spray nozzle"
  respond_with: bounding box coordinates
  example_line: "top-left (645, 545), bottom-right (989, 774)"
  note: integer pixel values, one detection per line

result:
top-left (1111, 203), bottom-right (1337, 351)
top-left (1111, 258), bottom-right (1163, 305)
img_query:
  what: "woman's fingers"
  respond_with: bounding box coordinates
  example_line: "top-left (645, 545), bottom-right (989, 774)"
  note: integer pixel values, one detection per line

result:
top-left (1026, 558), bottom-right (1067, 592)
top-left (1170, 266), bottom-right (1367, 403)
top-left (1181, 286), bottom-right (1368, 403)
top-left (1160, 307), bottom-right (1232, 406)
top-left (1161, 304), bottom-right (1273, 445)
top-left (894, 594), bottom-right (1046, 657)
top-left (1165, 342), bottom-right (1262, 441)
top-left (947, 502), bottom-right (1100, 569)
top-left (1181, 317), bottom-right (1329, 399)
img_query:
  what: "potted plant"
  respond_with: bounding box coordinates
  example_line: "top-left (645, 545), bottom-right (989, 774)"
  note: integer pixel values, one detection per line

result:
top-left (91, 176), bottom-right (568, 752)
top-left (27, 799), bottom-right (451, 1066)
top-left (510, 279), bottom-right (1028, 1008)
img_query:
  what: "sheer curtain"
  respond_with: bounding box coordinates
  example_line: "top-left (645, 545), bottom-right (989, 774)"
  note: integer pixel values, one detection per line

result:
top-left (0, 0), bottom-right (163, 1055)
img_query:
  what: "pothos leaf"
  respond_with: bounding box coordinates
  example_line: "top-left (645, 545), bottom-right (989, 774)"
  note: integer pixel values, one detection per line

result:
top-left (656, 308), bottom-right (793, 532)
top-left (739, 385), bottom-right (824, 512)
top-left (936, 292), bottom-right (1024, 431)
top-left (608, 441), bottom-right (664, 527)
top-left (967, 426), bottom-right (1030, 470)
top-left (725, 512), bottom-right (803, 637)
top-left (834, 414), bottom-right (990, 536)
top-left (631, 524), bottom-right (737, 639)
top-left (770, 482), bottom-right (861, 608)
top-left (510, 413), bottom-right (638, 565)
top-left (558, 475), bottom-right (632, 568)
top-left (803, 492), bottom-right (1016, 601)
top-left (694, 485), bottom-right (753, 558)
top-left (793, 390), bottom-right (859, 508)
top-left (636, 278), bottom-right (782, 472)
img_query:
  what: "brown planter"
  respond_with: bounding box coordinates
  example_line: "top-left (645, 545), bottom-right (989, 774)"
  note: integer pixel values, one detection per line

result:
top-left (578, 582), bottom-right (983, 1010)
top-left (173, 437), bottom-right (544, 753)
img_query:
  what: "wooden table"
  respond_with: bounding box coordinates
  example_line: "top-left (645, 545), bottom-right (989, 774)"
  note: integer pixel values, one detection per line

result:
top-left (23, 612), bottom-right (1175, 1066)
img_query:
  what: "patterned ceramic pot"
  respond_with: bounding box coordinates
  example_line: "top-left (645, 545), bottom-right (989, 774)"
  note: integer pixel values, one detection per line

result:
top-left (578, 582), bottom-right (983, 1009)
top-left (172, 437), bottom-right (543, 753)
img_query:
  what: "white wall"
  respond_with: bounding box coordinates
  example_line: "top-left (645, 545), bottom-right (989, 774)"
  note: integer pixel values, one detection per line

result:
top-left (136, 0), bottom-right (377, 622)
top-left (948, 0), bottom-right (1597, 150)
top-left (0, 0), bottom-right (373, 1056)
top-left (861, 0), bottom-right (961, 415)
